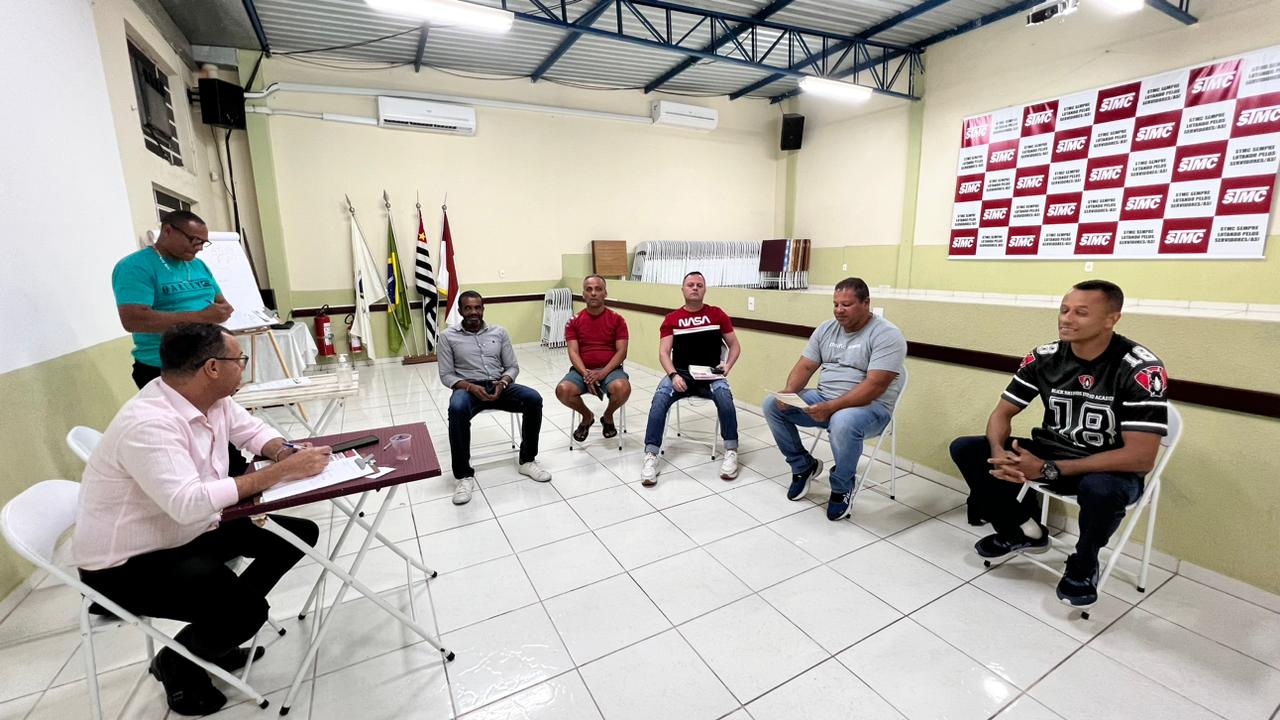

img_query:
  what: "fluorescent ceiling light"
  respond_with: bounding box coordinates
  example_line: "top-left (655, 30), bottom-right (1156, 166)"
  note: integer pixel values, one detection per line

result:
top-left (798, 76), bottom-right (874, 102)
top-left (1098, 0), bottom-right (1144, 12)
top-left (366, 0), bottom-right (515, 33)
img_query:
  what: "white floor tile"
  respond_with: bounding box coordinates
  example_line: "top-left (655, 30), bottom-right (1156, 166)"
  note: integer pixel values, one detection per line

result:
top-left (1031, 648), bottom-right (1220, 720)
top-left (419, 519), bottom-right (514, 575)
top-left (29, 661), bottom-right (168, 720)
top-left (0, 694), bottom-right (37, 720)
top-left (721, 479), bottom-right (814, 523)
top-left (544, 574), bottom-right (671, 664)
top-left (0, 631), bottom-right (78, 702)
top-left (604, 451), bottom-right (674, 484)
top-left (838, 619), bottom-right (1018, 720)
top-left (704, 526), bottom-right (819, 591)
top-left (629, 471), bottom-right (714, 510)
top-left (888, 517), bottom-right (994, 580)
top-left (913, 585), bottom-right (1081, 689)
top-left (630, 549), bottom-right (752, 625)
top-left (412, 493), bottom-right (496, 535)
top-left (733, 449), bottom-right (793, 478)
top-left (313, 645), bottom-right (448, 720)
top-left (498, 501), bottom-right (590, 552)
top-left (578, 630), bottom-right (737, 720)
top-left (845, 489), bottom-right (931, 537)
top-left (531, 447), bottom-right (600, 474)
top-left (994, 696), bottom-right (1066, 720)
top-left (329, 505), bottom-right (419, 555)
top-left (747, 659), bottom-right (906, 720)
top-left (1142, 576), bottom-right (1280, 669)
top-left (0, 583), bottom-right (82, 645)
top-left (443, 604), bottom-right (575, 715)
top-left (659, 447), bottom-right (720, 471)
top-left (460, 671), bottom-right (602, 720)
top-left (760, 566), bottom-right (901, 654)
top-left (971, 560), bottom-right (1131, 643)
top-left (1092, 607), bottom-right (1280, 720)
top-left (594, 512), bottom-right (696, 570)
top-left (661, 495), bottom-right (759, 546)
top-left (685, 461), bottom-right (769, 494)
top-left (547, 462), bottom-right (624, 499)
top-left (767, 506), bottom-right (879, 562)
top-left (829, 540), bottom-right (964, 614)
top-left (566, 485), bottom-right (656, 530)
top-left (482, 480), bottom-right (564, 516)
top-left (680, 596), bottom-right (826, 702)
top-left (431, 555), bottom-right (539, 633)
top-left (880, 473), bottom-right (969, 516)
top-left (314, 587), bottom-right (435, 675)
top-left (518, 534), bottom-right (624, 599)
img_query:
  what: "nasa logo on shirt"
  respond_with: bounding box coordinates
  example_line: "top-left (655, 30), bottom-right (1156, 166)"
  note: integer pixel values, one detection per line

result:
top-left (1133, 366), bottom-right (1169, 397)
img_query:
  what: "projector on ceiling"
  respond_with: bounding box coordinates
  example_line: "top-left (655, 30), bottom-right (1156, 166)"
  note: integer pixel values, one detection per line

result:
top-left (1026, 0), bottom-right (1079, 25)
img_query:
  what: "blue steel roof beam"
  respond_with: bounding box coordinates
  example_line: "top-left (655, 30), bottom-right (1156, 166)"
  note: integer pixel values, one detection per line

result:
top-left (241, 0), bottom-right (271, 55)
top-left (622, 1), bottom-right (668, 43)
top-left (642, 0), bottom-right (800, 93)
top-left (510, 8), bottom-right (920, 100)
top-left (529, 0), bottom-right (614, 82)
top-left (727, 0), bottom-right (957, 100)
top-left (1146, 0), bottom-right (1197, 24)
top-left (769, 46), bottom-right (912, 103)
top-left (413, 24), bottom-right (428, 72)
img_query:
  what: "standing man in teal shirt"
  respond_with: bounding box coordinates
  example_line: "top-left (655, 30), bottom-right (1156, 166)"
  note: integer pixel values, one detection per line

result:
top-left (113, 210), bottom-right (233, 388)
top-left (113, 210), bottom-right (243, 473)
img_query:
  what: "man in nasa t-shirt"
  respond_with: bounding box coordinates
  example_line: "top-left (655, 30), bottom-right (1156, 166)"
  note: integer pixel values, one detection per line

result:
top-left (639, 272), bottom-right (742, 487)
top-left (949, 280), bottom-right (1169, 608)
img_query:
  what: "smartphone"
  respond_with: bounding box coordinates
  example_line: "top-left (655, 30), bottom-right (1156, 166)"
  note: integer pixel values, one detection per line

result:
top-left (330, 435), bottom-right (379, 453)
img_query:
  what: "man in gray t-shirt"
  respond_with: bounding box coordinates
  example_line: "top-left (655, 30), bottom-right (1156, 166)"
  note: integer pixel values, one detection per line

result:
top-left (764, 278), bottom-right (907, 521)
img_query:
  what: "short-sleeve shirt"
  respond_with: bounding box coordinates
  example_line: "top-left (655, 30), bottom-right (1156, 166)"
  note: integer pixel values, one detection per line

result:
top-left (112, 248), bottom-right (221, 367)
top-left (802, 316), bottom-right (908, 409)
top-left (659, 305), bottom-right (734, 370)
top-left (1002, 334), bottom-right (1169, 460)
top-left (565, 308), bottom-right (629, 368)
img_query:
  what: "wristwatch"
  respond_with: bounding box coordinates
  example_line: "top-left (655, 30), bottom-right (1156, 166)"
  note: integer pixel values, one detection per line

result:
top-left (668, 371), bottom-right (679, 380)
top-left (1040, 460), bottom-right (1060, 482)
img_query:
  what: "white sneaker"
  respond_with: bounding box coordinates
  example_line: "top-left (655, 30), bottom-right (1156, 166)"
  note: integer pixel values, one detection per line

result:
top-left (640, 453), bottom-right (660, 487)
top-left (452, 476), bottom-right (476, 505)
top-left (518, 461), bottom-right (552, 482)
top-left (719, 450), bottom-right (739, 480)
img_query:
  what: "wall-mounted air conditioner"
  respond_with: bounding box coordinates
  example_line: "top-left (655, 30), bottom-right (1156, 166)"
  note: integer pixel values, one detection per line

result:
top-left (377, 96), bottom-right (476, 135)
top-left (650, 100), bottom-right (718, 131)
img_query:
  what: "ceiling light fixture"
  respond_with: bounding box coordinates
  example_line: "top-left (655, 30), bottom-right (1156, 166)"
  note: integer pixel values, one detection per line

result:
top-left (798, 76), bottom-right (874, 102)
top-left (365, 0), bottom-right (515, 34)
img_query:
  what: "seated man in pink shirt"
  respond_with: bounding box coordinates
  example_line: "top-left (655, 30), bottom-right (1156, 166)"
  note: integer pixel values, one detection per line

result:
top-left (74, 323), bottom-right (331, 716)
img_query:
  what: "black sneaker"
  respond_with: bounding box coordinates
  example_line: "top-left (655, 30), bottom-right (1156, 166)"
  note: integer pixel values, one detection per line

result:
top-left (1057, 554), bottom-right (1100, 607)
top-left (786, 457), bottom-right (824, 501)
top-left (827, 491), bottom-right (852, 521)
top-left (973, 526), bottom-right (1050, 559)
top-left (149, 648), bottom-right (228, 716)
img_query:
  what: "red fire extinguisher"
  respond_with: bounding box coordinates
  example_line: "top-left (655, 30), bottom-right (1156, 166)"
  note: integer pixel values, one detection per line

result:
top-left (314, 305), bottom-right (336, 357)
top-left (345, 314), bottom-right (363, 354)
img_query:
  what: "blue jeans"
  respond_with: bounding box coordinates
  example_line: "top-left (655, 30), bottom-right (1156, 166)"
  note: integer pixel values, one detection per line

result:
top-left (447, 382), bottom-right (543, 478)
top-left (643, 374), bottom-right (739, 455)
top-left (763, 390), bottom-right (892, 495)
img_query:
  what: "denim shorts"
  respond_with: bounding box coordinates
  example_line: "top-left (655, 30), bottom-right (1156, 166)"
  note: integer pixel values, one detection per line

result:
top-left (562, 367), bottom-right (629, 395)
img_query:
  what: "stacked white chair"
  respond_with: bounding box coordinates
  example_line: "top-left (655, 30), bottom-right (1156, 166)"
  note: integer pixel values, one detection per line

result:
top-left (629, 241), bottom-right (763, 287)
top-left (539, 287), bottom-right (574, 349)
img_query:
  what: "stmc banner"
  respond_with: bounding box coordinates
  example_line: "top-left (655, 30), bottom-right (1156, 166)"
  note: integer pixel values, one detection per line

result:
top-left (949, 45), bottom-right (1280, 260)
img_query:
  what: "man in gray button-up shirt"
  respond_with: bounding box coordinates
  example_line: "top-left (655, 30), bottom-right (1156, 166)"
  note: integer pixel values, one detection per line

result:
top-left (438, 291), bottom-right (550, 504)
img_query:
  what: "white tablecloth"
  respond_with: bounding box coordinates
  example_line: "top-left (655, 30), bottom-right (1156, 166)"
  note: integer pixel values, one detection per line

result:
top-left (240, 323), bottom-right (318, 383)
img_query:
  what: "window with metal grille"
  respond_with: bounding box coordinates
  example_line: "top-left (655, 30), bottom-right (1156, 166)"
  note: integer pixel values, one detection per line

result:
top-left (128, 41), bottom-right (182, 166)
top-left (153, 187), bottom-right (192, 221)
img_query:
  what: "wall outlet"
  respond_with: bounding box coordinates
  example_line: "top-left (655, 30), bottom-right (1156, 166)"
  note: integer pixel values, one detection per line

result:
top-left (499, 269), bottom-right (506, 279)
top-left (1084, 262), bottom-right (1094, 272)
top-left (842, 263), bottom-right (848, 271)
top-left (747, 296), bottom-right (755, 311)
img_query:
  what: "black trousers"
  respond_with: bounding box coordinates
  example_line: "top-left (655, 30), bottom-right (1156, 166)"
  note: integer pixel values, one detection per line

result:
top-left (133, 361), bottom-right (248, 477)
top-left (80, 515), bottom-right (317, 681)
top-left (949, 435), bottom-right (1143, 572)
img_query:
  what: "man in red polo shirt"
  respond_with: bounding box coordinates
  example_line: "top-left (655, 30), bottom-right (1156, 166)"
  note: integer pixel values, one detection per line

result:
top-left (555, 274), bottom-right (632, 442)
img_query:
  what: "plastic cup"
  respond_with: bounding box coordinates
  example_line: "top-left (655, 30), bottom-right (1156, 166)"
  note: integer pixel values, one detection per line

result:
top-left (389, 433), bottom-right (412, 461)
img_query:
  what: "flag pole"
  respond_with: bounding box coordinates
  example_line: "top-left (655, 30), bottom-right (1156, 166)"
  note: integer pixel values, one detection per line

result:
top-left (385, 191), bottom-right (430, 366)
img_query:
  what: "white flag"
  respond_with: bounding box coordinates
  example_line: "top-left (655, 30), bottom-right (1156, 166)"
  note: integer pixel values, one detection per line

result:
top-left (349, 214), bottom-right (387, 359)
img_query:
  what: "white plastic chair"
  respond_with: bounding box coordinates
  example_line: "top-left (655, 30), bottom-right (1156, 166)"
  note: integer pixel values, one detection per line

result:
top-left (996, 404), bottom-right (1183, 619)
top-left (66, 426), bottom-right (103, 463)
top-left (667, 399), bottom-right (721, 459)
top-left (808, 368), bottom-right (909, 501)
top-left (0, 480), bottom-right (270, 719)
top-left (470, 409), bottom-right (522, 459)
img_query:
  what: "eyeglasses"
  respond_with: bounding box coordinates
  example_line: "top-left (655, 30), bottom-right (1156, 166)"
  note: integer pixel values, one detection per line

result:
top-left (208, 354), bottom-right (249, 367)
top-left (168, 223), bottom-right (211, 249)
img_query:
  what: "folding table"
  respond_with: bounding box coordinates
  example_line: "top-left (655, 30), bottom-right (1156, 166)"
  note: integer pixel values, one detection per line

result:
top-left (223, 421), bottom-right (453, 716)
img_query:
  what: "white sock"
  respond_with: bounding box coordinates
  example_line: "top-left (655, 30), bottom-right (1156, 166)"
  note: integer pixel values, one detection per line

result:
top-left (1020, 518), bottom-right (1044, 539)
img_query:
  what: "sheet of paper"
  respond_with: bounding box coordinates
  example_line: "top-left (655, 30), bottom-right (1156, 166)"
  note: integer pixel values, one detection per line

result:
top-left (689, 364), bottom-right (724, 381)
top-left (259, 456), bottom-right (373, 503)
top-left (773, 392), bottom-right (810, 409)
top-left (240, 376), bottom-right (313, 393)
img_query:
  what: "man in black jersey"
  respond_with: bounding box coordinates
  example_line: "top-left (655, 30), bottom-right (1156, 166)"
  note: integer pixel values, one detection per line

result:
top-left (949, 280), bottom-right (1169, 607)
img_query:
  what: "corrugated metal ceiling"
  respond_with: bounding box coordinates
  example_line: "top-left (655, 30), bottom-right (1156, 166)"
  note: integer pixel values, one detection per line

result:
top-left (161, 0), bottom-right (1035, 99)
